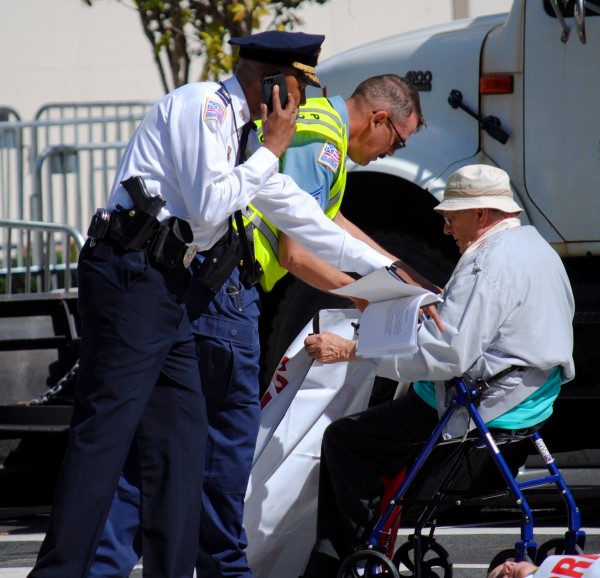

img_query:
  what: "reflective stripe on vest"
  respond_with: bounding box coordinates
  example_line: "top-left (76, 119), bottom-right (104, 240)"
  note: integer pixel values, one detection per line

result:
top-left (245, 98), bottom-right (348, 292)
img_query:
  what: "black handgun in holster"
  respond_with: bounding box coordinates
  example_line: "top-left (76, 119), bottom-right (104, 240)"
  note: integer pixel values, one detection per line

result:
top-left (111, 176), bottom-right (167, 251)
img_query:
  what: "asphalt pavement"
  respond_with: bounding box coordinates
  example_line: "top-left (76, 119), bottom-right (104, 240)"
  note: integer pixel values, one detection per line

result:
top-left (1, 467), bottom-right (598, 577)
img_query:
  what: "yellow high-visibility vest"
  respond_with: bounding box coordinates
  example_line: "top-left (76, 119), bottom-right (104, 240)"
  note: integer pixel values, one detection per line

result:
top-left (241, 97), bottom-right (348, 292)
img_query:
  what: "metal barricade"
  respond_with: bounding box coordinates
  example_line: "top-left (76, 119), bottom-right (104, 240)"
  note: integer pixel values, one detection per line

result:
top-left (0, 100), bottom-right (153, 222)
top-left (0, 218), bottom-right (86, 294)
top-left (33, 141), bottom-right (128, 231)
top-left (0, 115), bottom-right (147, 222)
top-left (0, 107), bottom-right (25, 222)
top-left (33, 100), bottom-right (154, 166)
top-left (0, 100), bottom-right (155, 286)
top-left (35, 100), bottom-right (154, 123)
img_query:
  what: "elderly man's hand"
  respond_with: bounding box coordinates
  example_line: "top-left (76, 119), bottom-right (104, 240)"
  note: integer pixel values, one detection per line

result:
top-left (304, 332), bottom-right (357, 364)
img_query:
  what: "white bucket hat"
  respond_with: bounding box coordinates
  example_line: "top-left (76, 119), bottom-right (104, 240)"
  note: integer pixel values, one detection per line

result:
top-left (434, 164), bottom-right (523, 214)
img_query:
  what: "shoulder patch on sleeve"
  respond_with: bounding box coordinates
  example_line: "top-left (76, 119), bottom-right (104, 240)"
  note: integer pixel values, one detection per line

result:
top-left (203, 98), bottom-right (227, 126)
top-left (317, 141), bottom-right (341, 173)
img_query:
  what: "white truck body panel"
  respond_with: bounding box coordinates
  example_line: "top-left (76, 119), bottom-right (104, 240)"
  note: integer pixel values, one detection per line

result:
top-left (312, 14), bottom-right (506, 189)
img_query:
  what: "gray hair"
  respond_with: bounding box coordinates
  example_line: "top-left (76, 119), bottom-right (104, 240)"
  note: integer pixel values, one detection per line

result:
top-left (350, 74), bottom-right (426, 131)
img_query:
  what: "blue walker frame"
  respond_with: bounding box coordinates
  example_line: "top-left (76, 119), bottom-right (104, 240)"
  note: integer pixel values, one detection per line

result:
top-left (338, 371), bottom-right (587, 578)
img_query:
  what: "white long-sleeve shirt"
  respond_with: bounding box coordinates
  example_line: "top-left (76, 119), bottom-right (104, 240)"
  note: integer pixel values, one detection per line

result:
top-left (376, 224), bottom-right (575, 433)
top-left (108, 76), bottom-right (390, 276)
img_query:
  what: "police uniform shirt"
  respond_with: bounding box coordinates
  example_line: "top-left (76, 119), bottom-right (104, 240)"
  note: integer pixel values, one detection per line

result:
top-left (107, 77), bottom-right (390, 276)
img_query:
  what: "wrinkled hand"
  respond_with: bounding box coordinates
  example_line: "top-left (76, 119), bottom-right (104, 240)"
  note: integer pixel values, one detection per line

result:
top-left (304, 332), bottom-right (357, 364)
top-left (261, 86), bottom-right (297, 158)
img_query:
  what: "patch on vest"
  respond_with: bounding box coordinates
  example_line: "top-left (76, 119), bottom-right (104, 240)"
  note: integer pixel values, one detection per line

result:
top-left (203, 98), bottom-right (226, 125)
top-left (317, 142), bottom-right (340, 173)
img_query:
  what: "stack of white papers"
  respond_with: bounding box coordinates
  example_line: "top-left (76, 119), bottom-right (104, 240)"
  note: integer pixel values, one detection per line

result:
top-left (331, 267), bottom-right (442, 357)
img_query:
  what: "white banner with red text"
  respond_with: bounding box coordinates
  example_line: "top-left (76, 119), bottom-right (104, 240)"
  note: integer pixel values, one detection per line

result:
top-left (244, 308), bottom-right (378, 578)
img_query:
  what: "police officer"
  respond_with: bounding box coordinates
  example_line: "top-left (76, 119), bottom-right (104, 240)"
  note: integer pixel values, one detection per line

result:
top-left (88, 74), bottom-right (441, 578)
top-left (28, 31), bottom-right (396, 578)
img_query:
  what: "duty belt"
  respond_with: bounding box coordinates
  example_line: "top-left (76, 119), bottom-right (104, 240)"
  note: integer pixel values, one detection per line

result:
top-left (88, 209), bottom-right (197, 269)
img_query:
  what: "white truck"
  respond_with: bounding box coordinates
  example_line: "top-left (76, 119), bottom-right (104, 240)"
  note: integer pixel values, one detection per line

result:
top-left (262, 0), bottom-right (600, 451)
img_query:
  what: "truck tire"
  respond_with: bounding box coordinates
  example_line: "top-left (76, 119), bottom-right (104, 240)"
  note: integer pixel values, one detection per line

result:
top-left (261, 232), bottom-right (457, 390)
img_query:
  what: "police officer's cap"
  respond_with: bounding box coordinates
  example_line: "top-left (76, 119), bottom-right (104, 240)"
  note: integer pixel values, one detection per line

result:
top-left (229, 31), bottom-right (324, 87)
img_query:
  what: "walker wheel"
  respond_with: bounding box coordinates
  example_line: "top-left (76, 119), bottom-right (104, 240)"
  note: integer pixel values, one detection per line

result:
top-left (393, 536), bottom-right (452, 578)
top-left (337, 549), bottom-right (400, 578)
top-left (536, 538), bottom-right (583, 564)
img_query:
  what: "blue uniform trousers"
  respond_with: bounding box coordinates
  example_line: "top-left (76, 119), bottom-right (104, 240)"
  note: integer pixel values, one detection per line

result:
top-left (90, 255), bottom-right (261, 578)
top-left (29, 238), bottom-right (207, 578)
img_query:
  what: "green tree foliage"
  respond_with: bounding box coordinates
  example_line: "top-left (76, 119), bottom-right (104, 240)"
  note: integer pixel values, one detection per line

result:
top-left (82, 0), bottom-right (330, 93)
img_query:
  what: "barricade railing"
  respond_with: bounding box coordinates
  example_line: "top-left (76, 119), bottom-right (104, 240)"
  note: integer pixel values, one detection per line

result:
top-left (0, 107), bottom-right (21, 122)
top-left (33, 141), bottom-right (128, 232)
top-left (32, 100), bottom-right (154, 172)
top-left (0, 101), bottom-right (154, 285)
top-left (0, 218), bottom-right (86, 294)
top-left (34, 100), bottom-right (154, 123)
top-left (0, 103), bottom-right (152, 222)
top-left (0, 107), bottom-right (25, 221)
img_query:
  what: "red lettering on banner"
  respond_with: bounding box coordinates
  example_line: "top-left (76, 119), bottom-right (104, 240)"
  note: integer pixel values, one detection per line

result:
top-left (260, 355), bottom-right (291, 409)
top-left (260, 392), bottom-right (272, 410)
top-left (277, 356), bottom-right (290, 372)
top-left (551, 558), bottom-right (593, 578)
top-left (273, 356), bottom-right (290, 393)
top-left (274, 373), bottom-right (289, 393)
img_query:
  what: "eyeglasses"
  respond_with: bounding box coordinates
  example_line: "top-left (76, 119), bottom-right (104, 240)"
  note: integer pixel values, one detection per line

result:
top-left (441, 211), bottom-right (468, 226)
top-left (387, 117), bottom-right (406, 151)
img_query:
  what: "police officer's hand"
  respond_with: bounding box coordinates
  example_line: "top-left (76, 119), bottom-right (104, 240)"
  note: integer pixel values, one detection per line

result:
top-left (261, 85), bottom-right (297, 158)
top-left (351, 297), bottom-right (371, 313)
top-left (422, 304), bottom-right (444, 332)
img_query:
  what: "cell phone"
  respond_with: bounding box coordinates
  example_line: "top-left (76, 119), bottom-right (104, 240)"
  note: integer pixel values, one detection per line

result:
top-left (262, 74), bottom-right (288, 113)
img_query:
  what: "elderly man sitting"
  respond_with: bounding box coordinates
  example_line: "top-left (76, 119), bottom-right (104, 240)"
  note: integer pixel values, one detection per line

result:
top-left (301, 164), bottom-right (575, 578)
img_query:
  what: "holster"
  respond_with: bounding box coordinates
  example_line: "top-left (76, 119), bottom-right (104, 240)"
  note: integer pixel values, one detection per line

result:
top-left (149, 217), bottom-right (193, 268)
top-left (234, 211), bottom-right (262, 289)
top-left (239, 258), bottom-right (263, 289)
top-left (196, 228), bottom-right (242, 294)
top-left (109, 208), bottom-right (160, 251)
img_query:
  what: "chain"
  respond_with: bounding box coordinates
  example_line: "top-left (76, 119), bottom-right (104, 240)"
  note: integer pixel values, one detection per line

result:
top-left (27, 359), bottom-right (79, 405)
